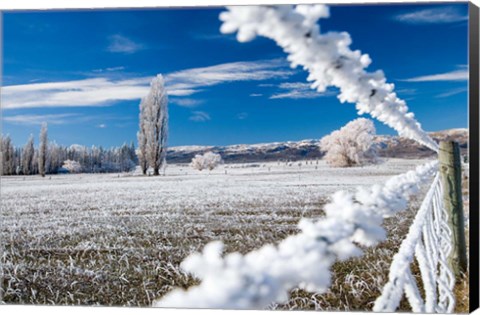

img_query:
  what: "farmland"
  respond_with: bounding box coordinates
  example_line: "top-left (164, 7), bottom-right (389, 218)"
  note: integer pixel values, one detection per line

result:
top-left (1, 158), bottom-right (433, 309)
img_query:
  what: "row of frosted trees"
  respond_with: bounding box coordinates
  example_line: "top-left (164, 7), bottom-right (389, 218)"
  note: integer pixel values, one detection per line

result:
top-left (1, 73), bottom-right (378, 177)
top-left (1, 75), bottom-right (168, 177)
top-left (1, 126), bottom-right (137, 176)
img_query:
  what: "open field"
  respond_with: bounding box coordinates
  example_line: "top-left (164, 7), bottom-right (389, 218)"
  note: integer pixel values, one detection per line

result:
top-left (1, 158), bottom-right (435, 309)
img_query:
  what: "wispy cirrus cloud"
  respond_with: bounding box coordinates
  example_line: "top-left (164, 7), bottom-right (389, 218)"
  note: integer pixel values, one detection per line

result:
top-left (269, 82), bottom-right (336, 99)
top-left (3, 113), bottom-right (81, 125)
top-left (165, 59), bottom-right (292, 97)
top-left (1, 59), bottom-right (292, 110)
top-left (189, 111), bottom-right (210, 122)
top-left (394, 6), bottom-right (468, 24)
top-left (1, 77), bottom-right (152, 109)
top-left (107, 34), bottom-right (144, 54)
top-left (402, 68), bottom-right (468, 82)
top-left (169, 98), bottom-right (204, 107)
top-left (436, 87), bottom-right (468, 98)
top-left (237, 112), bottom-right (248, 120)
top-left (92, 66), bottom-right (126, 73)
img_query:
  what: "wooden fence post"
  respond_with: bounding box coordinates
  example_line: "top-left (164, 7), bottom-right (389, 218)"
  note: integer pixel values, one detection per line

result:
top-left (438, 141), bottom-right (468, 278)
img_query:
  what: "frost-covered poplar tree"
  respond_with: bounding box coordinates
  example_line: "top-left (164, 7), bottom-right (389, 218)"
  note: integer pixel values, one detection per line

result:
top-left (137, 104), bottom-right (148, 175)
top-left (38, 122), bottom-right (48, 177)
top-left (138, 74), bottom-right (168, 176)
top-left (320, 118), bottom-right (378, 167)
top-left (21, 135), bottom-right (35, 175)
top-left (1, 135), bottom-right (15, 175)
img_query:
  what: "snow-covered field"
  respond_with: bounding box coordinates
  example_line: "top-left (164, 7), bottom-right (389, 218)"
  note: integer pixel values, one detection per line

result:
top-left (1, 158), bottom-right (433, 308)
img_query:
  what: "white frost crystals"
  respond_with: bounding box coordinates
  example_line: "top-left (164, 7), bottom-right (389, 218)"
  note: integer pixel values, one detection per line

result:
top-left (154, 160), bottom-right (438, 309)
top-left (190, 152), bottom-right (223, 171)
top-left (320, 118), bottom-right (378, 167)
top-left (137, 74), bottom-right (169, 175)
top-left (219, 5), bottom-right (438, 152)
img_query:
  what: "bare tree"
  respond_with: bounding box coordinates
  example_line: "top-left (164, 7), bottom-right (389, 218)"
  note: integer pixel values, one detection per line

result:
top-left (38, 122), bottom-right (48, 177)
top-left (139, 75), bottom-right (169, 176)
top-left (320, 118), bottom-right (378, 167)
top-left (21, 135), bottom-right (35, 175)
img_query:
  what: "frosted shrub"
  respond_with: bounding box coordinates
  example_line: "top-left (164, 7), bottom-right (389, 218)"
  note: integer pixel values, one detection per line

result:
top-left (190, 152), bottom-right (223, 171)
top-left (62, 159), bottom-right (82, 173)
top-left (320, 118), bottom-right (378, 167)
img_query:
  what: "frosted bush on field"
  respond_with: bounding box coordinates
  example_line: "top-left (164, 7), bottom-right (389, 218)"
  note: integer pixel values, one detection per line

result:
top-left (320, 118), bottom-right (378, 167)
top-left (62, 159), bottom-right (82, 173)
top-left (190, 152), bottom-right (223, 171)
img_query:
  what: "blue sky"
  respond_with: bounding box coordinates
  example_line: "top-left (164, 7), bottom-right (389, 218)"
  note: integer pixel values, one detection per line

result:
top-left (1, 3), bottom-right (469, 147)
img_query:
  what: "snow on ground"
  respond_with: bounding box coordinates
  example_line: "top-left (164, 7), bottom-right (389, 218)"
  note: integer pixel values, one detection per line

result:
top-left (0, 158), bottom-right (433, 306)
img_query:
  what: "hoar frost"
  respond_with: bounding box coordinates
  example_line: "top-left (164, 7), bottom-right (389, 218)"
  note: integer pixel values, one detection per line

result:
top-left (219, 5), bottom-right (438, 152)
top-left (154, 160), bottom-right (438, 309)
top-left (153, 4), bottom-right (442, 309)
top-left (320, 118), bottom-right (378, 167)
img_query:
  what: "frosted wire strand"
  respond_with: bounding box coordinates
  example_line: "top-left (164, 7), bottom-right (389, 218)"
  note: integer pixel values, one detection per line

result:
top-left (433, 182), bottom-right (456, 312)
top-left (219, 5), bottom-right (438, 152)
top-left (374, 175), bottom-right (457, 313)
top-left (373, 173), bottom-right (440, 312)
top-left (154, 161), bottom-right (437, 309)
top-left (422, 208), bottom-right (439, 312)
top-left (403, 266), bottom-right (425, 313)
top-left (415, 239), bottom-right (435, 312)
top-left (432, 180), bottom-right (454, 313)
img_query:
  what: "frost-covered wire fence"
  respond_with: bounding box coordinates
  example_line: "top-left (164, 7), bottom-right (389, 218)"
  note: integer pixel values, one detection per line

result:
top-left (373, 173), bottom-right (455, 313)
top-left (153, 4), bottom-right (463, 312)
top-left (154, 161), bottom-right (439, 309)
top-left (219, 5), bottom-right (438, 152)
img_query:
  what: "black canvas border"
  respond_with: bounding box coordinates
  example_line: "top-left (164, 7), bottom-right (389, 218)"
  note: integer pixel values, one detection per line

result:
top-left (469, 1), bottom-right (479, 313)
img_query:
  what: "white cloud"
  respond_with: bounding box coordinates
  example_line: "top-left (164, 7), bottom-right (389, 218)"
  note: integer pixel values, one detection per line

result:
top-left (249, 93), bottom-right (262, 97)
top-left (270, 82), bottom-right (336, 99)
top-left (3, 113), bottom-right (79, 125)
top-left (107, 35), bottom-right (144, 53)
top-left (402, 69), bottom-right (468, 82)
top-left (436, 87), bottom-right (468, 98)
top-left (169, 98), bottom-right (203, 107)
top-left (1, 77), bottom-right (151, 109)
top-left (92, 66), bottom-right (126, 73)
top-left (396, 88), bottom-right (417, 96)
top-left (237, 112), bottom-right (248, 120)
top-left (165, 59), bottom-right (292, 97)
top-left (189, 111), bottom-right (210, 122)
top-left (2, 59), bottom-right (292, 109)
top-left (97, 123), bottom-right (107, 128)
top-left (394, 6), bottom-right (468, 24)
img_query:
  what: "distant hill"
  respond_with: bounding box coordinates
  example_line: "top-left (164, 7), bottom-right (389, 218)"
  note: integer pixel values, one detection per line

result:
top-left (166, 128), bottom-right (469, 163)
